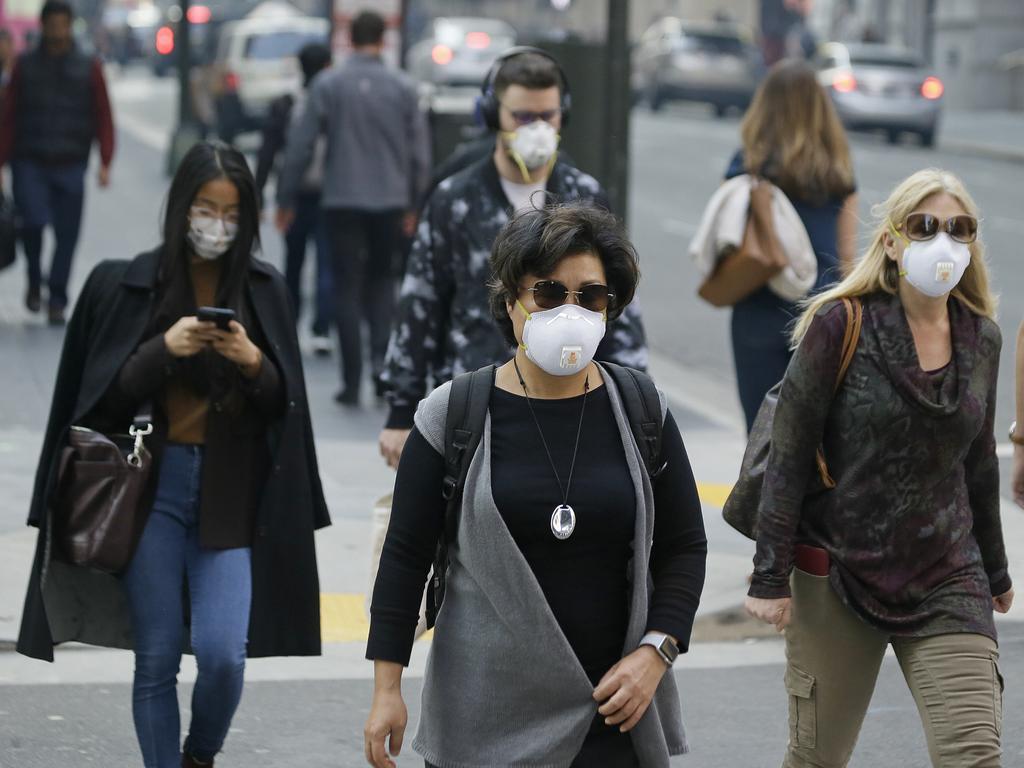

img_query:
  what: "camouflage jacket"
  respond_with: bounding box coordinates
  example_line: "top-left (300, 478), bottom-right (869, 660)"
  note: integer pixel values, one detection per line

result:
top-left (382, 155), bottom-right (649, 429)
top-left (750, 292), bottom-right (1011, 640)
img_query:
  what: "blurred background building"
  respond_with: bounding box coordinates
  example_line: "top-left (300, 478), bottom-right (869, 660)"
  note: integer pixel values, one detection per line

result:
top-left (814, 0), bottom-right (1024, 110)
top-left (631, 0), bottom-right (1024, 110)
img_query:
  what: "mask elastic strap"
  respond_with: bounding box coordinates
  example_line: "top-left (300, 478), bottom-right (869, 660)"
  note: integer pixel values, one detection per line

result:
top-left (515, 299), bottom-right (534, 351)
top-left (510, 150), bottom-right (534, 183)
top-left (888, 219), bottom-right (910, 244)
top-left (888, 220), bottom-right (910, 278)
top-left (542, 149), bottom-right (559, 179)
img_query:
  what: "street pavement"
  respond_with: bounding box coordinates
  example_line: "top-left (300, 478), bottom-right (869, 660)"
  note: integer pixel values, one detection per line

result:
top-left (1, 67), bottom-right (1023, 766)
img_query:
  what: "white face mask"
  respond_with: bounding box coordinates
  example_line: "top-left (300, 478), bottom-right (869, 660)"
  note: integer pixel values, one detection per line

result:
top-left (187, 216), bottom-right (238, 261)
top-left (898, 232), bottom-right (971, 298)
top-left (518, 300), bottom-right (606, 377)
top-left (504, 121), bottom-right (559, 180)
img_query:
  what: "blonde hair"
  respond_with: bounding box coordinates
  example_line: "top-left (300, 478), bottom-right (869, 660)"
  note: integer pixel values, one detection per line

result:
top-left (791, 168), bottom-right (997, 344)
top-left (740, 60), bottom-right (855, 204)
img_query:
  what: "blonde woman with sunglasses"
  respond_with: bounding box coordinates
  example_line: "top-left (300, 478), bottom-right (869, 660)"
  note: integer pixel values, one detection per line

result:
top-left (745, 169), bottom-right (1013, 767)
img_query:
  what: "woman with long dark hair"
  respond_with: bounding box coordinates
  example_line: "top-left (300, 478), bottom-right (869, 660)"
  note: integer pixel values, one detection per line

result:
top-left (17, 141), bottom-right (330, 767)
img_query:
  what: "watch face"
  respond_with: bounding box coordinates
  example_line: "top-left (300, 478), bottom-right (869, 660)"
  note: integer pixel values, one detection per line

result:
top-left (659, 637), bottom-right (679, 664)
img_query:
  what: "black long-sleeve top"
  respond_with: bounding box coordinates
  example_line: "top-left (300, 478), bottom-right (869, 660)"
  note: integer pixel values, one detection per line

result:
top-left (368, 385), bottom-right (708, 684)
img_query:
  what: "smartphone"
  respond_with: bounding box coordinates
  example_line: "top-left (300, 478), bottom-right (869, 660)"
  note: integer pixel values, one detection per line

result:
top-left (197, 306), bottom-right (236, 331)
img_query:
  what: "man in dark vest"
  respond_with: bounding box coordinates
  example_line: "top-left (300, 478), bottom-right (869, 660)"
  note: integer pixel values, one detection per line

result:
top-left (0, 0), bottom-right (115, 325)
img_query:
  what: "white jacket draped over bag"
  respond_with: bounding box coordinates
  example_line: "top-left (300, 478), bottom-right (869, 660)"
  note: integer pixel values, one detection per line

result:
top-left (689, 174), bottom-right (817, 303)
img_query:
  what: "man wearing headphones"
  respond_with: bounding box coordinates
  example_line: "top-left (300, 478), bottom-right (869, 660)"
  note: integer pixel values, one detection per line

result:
top-left (378, 47), bottom-right (649, 468)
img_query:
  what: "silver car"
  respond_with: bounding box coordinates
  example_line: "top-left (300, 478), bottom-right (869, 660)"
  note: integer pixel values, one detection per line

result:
top-left (814, 42), bottom-right (944, 146)
top-left (633, 18), bottom-right (761, 116)
top-left (406, 17), bottom-right (517, 89)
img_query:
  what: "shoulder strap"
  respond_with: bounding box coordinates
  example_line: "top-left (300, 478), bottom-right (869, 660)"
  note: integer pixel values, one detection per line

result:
top-left (834, 297), bottom-right (862, 391)
top-left (602, 362), bottom-right (666, 479)
top-left (426, 365), bottom-right (494, 628)
top-left (441, 366), bottom-right (494, 542)
top-left (816, 297), bottom-right (862, 488)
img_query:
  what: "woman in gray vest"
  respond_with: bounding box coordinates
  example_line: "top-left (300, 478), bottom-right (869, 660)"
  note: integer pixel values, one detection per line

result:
top-left (364, 201), bottom-right (708, 768)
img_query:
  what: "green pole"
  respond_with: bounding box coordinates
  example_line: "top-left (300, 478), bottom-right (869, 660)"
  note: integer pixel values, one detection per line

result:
top-left (605, 0), bottom-right (630, 224)
top-left (166, 0), bottom-right (202, 175)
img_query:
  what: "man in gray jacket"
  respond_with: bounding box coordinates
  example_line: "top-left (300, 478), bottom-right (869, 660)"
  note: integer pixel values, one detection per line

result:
top-left (277, 11), bottom-right (430, 405)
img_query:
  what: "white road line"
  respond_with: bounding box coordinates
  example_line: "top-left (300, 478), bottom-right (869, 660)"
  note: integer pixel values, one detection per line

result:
top-left (116, 111), bottom-right (169, 153)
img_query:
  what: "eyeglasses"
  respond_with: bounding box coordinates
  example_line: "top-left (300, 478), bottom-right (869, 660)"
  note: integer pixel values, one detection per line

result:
top-left (896, 213), bottom-right (978, 244)
top-left (190, 205), bottom-right (240, 228)
top-left (522, 280), bottom-right (615, 313)
top-left (501, 105), bottom-right (561, 127)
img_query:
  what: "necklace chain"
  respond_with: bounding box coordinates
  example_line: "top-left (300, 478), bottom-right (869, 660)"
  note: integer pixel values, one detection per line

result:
top-left (513, 358), bottom-right (589, 506)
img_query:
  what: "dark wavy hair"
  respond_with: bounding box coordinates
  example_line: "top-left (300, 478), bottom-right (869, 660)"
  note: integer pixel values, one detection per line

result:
top-left (40, 0), bottom-right (73, 22)
top-left (153, 140), bottom-right (261, 397)
top-left (488, 201), bottom-right (639, 348)
top-left (350, 11), bottom-right (385, 46)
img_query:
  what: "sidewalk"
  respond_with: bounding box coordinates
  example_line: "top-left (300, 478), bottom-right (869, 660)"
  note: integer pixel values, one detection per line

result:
top-left (940, 108), bottom-right (1024, 162)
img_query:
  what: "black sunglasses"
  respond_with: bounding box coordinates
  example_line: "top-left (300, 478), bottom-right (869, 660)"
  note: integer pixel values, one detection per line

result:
top-left (522, 280), bottom-right (614, 313)
top-left (899, 213), bottom-right (978, 244)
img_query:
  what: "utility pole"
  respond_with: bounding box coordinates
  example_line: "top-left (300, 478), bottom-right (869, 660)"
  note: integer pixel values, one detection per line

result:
top-left (605, 0), bottom-right (630, 223)
top-left (166, 0), bottom-right (201, 175)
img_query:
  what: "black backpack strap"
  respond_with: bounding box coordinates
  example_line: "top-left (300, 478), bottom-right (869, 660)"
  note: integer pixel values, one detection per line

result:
top-left (603, 362), bottom-right (667, 480)
top-left (425, 365), bottom-right (494, 628)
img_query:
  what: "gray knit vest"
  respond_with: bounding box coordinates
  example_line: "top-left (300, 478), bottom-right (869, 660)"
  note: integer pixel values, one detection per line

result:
top-left (411, 364), bottom-right (688, 768)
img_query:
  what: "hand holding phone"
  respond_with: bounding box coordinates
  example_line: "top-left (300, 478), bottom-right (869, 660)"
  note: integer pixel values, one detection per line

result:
top-left (197, 306), bottom-right (237, 331)
top-left (165, 316), bottom-right (220, 358)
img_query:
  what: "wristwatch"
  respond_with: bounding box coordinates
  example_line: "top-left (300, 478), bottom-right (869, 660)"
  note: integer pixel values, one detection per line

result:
top-left (1009, 421), bottom-right (1024, 447)
top-left (639, 632), bottom-right (679, 667)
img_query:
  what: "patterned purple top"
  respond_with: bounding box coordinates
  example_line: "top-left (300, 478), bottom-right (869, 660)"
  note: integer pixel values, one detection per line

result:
top-left (749, 291), bottom-right (1012, 639)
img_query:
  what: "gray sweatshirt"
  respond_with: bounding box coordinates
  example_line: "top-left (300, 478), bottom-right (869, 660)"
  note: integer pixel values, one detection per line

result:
top-left (277, 52), bottom-right (430, 212)
top-left (411, 365), bottom-right (688, 768)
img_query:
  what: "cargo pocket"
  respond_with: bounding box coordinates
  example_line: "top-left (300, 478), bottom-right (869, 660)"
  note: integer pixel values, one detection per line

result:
top-left (992, 655), bottom-right (1004, 737)
top-left (785, 665), bottom-right (817, 749)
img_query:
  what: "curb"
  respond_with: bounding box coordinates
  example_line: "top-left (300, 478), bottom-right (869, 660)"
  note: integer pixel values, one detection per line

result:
top-left (938, 139), bottom-right (1024, 164)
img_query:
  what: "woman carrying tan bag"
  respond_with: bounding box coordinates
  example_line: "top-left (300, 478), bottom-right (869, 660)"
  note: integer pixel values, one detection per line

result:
top-left (709, 60), bottom-right (858, 431)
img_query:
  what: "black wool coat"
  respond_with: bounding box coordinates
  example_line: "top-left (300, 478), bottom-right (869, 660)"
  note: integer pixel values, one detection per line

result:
top-left (17, 248), bottom-right (331, 662)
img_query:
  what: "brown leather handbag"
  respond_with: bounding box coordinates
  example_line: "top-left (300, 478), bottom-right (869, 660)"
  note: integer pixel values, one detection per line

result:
top-left (698, 214), bottom-right (787, 308)
top-left (722, 298), bottom-right (862, 539)
top-left (53, 408), bottom-right (154, 574)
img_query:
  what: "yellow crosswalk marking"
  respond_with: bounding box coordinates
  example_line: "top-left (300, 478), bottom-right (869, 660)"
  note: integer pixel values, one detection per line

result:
top-left (323, 482), bottom-right (734, 642)
top-left (320, 594), bottom-right (370, 643)
top-left (696, 482), bottom-right (733, 509)
top-left (320, 594), bottom-right (433, 644)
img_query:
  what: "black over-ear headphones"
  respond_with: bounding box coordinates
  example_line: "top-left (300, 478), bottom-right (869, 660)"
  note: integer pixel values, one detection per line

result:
top-left (477, 45), bottom-right (572, 131)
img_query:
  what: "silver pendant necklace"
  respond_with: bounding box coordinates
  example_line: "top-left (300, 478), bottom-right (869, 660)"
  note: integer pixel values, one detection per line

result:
top-left (513, 358), bottom-right (589, 541)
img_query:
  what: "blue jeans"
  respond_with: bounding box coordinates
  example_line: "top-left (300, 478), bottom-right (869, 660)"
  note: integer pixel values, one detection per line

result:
top-left (285, 191), bottom-right (333, 336)
top-left (122, 444), bottom-right (252, 768)
top-left (11, 159), bottom-right (87, 309)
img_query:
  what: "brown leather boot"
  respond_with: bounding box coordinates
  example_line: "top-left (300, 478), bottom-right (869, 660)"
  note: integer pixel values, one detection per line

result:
top-left (181, 754), bottom-right (214, 768)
